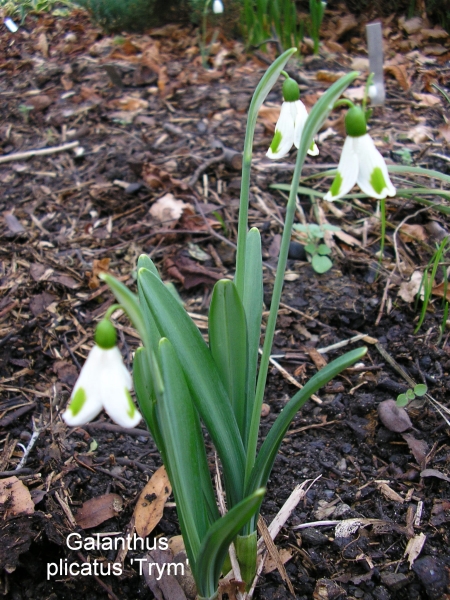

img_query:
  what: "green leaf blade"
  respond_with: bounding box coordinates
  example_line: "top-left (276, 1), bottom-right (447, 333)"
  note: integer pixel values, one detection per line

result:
top-left (209, 279), bottom-right (248, 440)
top-left (196, 489), bottom-right (265, 598)
top-left (242, 228), bottom-right (264, 447)
top-left (138, 268), bottom-right (246, 508)
top-left (247, 347), bottom-right (367, 496)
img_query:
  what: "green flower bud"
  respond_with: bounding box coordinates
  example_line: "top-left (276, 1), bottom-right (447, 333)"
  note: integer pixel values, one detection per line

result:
top-left (95, 319), bottom-right (117, 349)
top-left (282, 77), bottom-right (300, 102)
top-left (345, 106), bottom-right (367, 137)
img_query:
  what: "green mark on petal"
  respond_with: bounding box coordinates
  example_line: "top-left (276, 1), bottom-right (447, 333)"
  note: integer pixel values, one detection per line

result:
top-left (125, 389), bottom-right (136, 418)
top-left (329, 172), bottom-right (343, 198)
top-left (370, 167), bottom-right (387, 195)
top-left (270, 130), bottom-right (282, 154)
top-left (69, 388), bottom-right (86, 416)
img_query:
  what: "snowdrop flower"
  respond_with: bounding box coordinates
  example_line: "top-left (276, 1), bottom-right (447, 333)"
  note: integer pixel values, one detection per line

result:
top-left (324, 106), bottom-right (396, 202)
top-left (212, 0), bottom-right (224, 13)
top-left (63, 319), bottom-right (142, 429)
top-left (267, 77), bottom-right (319, 160)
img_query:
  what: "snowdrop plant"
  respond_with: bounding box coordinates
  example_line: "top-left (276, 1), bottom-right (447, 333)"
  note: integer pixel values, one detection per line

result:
top-left (63, 50), bottom-right (367, 599)
top-left (323, 104), bottom-right (396, 202)
top-left (267, 73), bottom-right (319, 160)
top-left (63, 318), bottom-right (142, 429)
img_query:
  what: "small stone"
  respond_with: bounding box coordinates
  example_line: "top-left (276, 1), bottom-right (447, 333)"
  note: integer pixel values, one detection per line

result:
top-left (288, 241), bottom-right (306, 261)
top-left (412, 555), bottom-right (448, 599)
top-left (377, 400), bottom-right (412, 432)
top-left (301, 528), bottom-right (329, 547)
top-left (380, 572), bottom-right (409, 591)
top-left (260, 403), bottom-right (270, 417)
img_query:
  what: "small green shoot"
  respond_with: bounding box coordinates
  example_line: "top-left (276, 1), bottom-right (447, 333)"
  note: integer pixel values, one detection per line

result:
top-left (293, 222), bottom-right (340, 274)
top-left (415, 237), bottom-right (449, 333)
top-left (396, 383), bottom-right (427, 408)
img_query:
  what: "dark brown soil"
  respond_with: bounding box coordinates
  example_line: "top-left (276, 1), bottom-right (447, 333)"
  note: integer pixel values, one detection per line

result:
top-left (1, 7), bottom-right (450, 600)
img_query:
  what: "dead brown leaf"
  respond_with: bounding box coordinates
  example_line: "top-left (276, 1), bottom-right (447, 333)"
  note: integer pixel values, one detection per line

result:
top-left (308, 348), bottom-right (328, 370)
top-left (384, 65), bottom-right (410, 91)
top-left (25, 95), bottom-right (53, 111)
top-left (75, 493), bottom-right (123, 529)
top-left (412, 92), bottom-right (441, 107)
top-left (421, 468), bottom-right (450, 483)
top-left (402, 433), bottom-right (429, 470)
top-left (134, 465), bottom-right (172, 538)
top-left (0, 477), bottom-right (35, 518)
top-left (399, 223), bottom-right (427, 242)
top-left (86, 258), bottom-right (111, 289)
top-left (149, 193), bottom-right (187, 225)
top-left (431, 280), bottom-right (450, 302)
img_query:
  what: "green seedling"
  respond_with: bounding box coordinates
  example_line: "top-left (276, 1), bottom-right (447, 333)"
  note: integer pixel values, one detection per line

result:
top-left (415, 237), bottom-right (449, 333)
top-left (292, 223), bottom-right (340, 274)
top-left (396, 383), bottom-right (427, 408)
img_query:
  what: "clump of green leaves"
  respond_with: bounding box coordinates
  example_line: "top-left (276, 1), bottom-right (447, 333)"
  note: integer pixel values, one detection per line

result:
top-left (72, 0), bottom-right (184, 32)
top-left (309, 0), bottom-right (326, 54)
top-left (396, 383), bottom-right (427, 408)
top-left (0, 0), bottom-right (73, 21)
top-left (415, 237), bottom-right (449, 333)
top-left (292, 222), bottom-right (340, 274)
top-left (243, 0), bottom-right (303, 51)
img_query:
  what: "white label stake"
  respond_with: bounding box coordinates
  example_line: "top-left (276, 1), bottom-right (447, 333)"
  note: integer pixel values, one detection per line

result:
top-left (366, 22), bottom-right (385, 106)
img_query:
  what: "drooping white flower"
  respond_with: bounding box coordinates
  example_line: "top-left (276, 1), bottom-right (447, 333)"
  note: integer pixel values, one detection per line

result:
top-left (267, 77), bottom-right (319, 161)
top-left (324, 106), bottom-right (396, 202)
top-left (63, 320), bottom-right (142, 429)
top-left (212, 0), bottom-right (224, 13)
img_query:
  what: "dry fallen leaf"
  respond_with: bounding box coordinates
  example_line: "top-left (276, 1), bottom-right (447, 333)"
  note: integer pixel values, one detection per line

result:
top-left (432, 280), bottom-right (450, 302)
top-left (404, 533), bottom-right (427, 567)
top-left (384, 65), bottom-right (410, 91)
top-left (398, 271), bottom-right (423, 303)
top-left (378, 483), bottom-right (404, 504)
top-left (264, 548), bottom-right (293, 574)
top-left (412, 92), bottom-right (441, 107)
top-left (399, 223), bottom-right (427, 242)
top-left (406, 125), bottom-right (434, 144)
top-left (420, 468), bottom-right (450, 483)
top-left (75, 493), bottom-right (123, 529)
top-left (149, 193), bottom-right (187, 225)
top-left (87, 257), bottom-right (111, 290)
top-left (0, 477), bottom-right (35, 518)
top-left (134, 465), bottom-right (172, 538)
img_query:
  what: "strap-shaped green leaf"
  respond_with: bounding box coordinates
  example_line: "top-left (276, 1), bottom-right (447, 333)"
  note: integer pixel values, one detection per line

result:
top-left (133, 347), bottom-right (165, 455)
top-left (209, 279), bottom-right (248, 440)
top-left (137, 254), bottom-right (161, 279)
top-left (138, 268), bottom-right (246, 508)
top-left (247, 347), bottom-right (367, 497)
top-left (241, 228), bottom-right (263, 446)
top-left (100, 274), bottom-right (147, 345)
top-left (196, 488), bottom-right (265, 599)
top-left (235, 47), bottom-right (297, 297)
top-left (157, 338), bottom-right (214, 567)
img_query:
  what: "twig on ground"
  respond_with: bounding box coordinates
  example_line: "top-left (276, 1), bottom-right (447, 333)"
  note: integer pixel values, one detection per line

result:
top-left (0, 141), bottom-right (80, 164)
top-left (15, 419), bottom-right (41, 470)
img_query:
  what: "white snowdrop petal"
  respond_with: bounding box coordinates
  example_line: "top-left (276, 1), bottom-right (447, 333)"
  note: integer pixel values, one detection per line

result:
top-left (266, 102), bottom-right (295, 160)
top-left (293, 100), bottom-right (309, 149)
top-left (355, 134), bottom-right (396, 199)
top-left (324, 136), bottom-right (359, 201)
top-left (63, 346), bottom-right (103, 426)
top-left (102, 375), bottom-right (142, 428)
